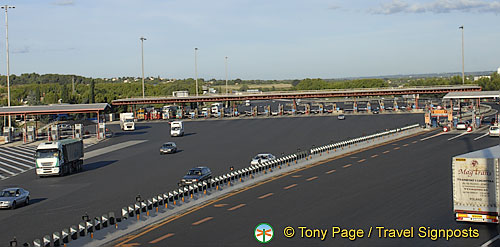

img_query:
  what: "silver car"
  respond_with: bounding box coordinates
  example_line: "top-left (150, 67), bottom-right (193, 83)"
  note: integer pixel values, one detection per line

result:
top-left (0, 187), bottom-right (30, 209)
top-left (160, 142), bottom-right (177, 154)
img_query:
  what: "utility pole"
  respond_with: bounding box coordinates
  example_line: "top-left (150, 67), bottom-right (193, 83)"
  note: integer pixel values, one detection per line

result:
top-left (2, 5), bottom-right (14, 128)
top-left (140, 36), bottom-right (146, 98)
top-left (459, 26), bottom-right (465, 84)
top-left (195, 48), bottom-right (199, 96)
top-left (225, 56), bottom-right (228, 94)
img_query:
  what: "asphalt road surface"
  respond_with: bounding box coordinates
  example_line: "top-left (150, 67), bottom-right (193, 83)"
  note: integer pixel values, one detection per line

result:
top-left (0, 114), bottom-right (423, 244)
top-left (112, 130), bottom-right (500, 247)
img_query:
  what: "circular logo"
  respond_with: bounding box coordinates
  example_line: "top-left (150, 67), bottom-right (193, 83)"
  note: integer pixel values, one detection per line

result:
top-left (254, 223), bottom-right (274, 243)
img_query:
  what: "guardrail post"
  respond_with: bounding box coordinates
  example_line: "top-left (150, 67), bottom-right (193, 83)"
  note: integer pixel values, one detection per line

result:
top-left (94, 217), bottom-right (101, 231)
top-left (135, 202), bottom-right (141, 219)
top-left (33, 239), bottom-right (42, 247)
top-left (78, 222), bottom-right (86, 237)
top-left (102, 214), bottom-right (109, 228)
top-left (61, 228), bottom-right (69, 244)
top-left (70, 225), bottom-right (77, 240)
top-left (86, 221), bottom-right (94, 238)
top-left (43, 235), bottom-right (51, 247)
top-left (53, 231), bottom-right (61, 246)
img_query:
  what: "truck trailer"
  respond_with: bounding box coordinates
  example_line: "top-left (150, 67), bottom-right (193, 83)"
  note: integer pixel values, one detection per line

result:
top-left (35, 139), bottom-right (84, 177)
top-left (452, 145), bottom-right (500, 223)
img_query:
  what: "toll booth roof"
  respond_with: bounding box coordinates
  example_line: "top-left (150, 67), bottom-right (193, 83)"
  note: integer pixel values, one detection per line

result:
top-left (455, 145), bottom-right (500, 159)
top-left (443, 91), bottom-right (500, 99)
top-left (0, 103), bottom-right (109, 116)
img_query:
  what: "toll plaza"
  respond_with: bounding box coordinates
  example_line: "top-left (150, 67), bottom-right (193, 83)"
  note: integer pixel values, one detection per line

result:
top-left (0, 103), bottom-right (109, 144)
top-left (436, 91), bottom-right (500, 130)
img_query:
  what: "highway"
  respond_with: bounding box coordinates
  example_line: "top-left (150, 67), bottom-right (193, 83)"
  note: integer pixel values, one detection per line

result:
top-left (111, 130), bottom-right (500, 247)
top-left (0, 113), bottom-right (423, 244)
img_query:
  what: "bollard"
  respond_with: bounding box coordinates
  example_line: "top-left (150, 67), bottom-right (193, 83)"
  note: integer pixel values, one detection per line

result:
top-left (43, 235), bottom-right (51, 247)
top-left (79, 222), bottom-right (86, 237)
top-left (141, 201), bottom-right (147, 213)
top-left (109, 212), bottom-right (115, 225)
top-left (33, 239), bottom-right (42, 247)
top-left (61, 228), bottom-right (69, 244)
top-left (128, 205), bottom-right (135, 218)
top-left (70, 225), bottom-right (77, 241)
top-left (122, 207), bottom-right (128, 220)
top-left (102, 214), bottom-right (109, 228)
top-left (86, 221), bottom-right (94, 236)
top-left (53, 231), bottom-right (61, 246)
top-left (94, 217), bottom-right (101, 231)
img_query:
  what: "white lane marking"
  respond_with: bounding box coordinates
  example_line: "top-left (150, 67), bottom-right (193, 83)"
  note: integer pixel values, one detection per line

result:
top-left (0, 159), bottom-right (25, 172)
top-left (420, 131), bottom-right (446, 141)
top-left (84, 140), bottom-right (148, 160)
top-left (447, 131), bottom-right (470, 141)
top-left (0, 173), bottom-right (6, 179)
top-left (0, 165), bottom-right (15, 175)
top-left (0, 149), bottom-right (35, 163)
top-left (474, 132), bottom-right (490, 141)
top-left (11, 145), bottom-right (37, 152)
top-left (5, 146), bottom-right (35, 156)
top-left (481, 234), bottom-right (500, 247)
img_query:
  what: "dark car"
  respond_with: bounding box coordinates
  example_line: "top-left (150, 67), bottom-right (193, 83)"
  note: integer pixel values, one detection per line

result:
top-left (372, 110), bottom-right (379, 114)
top-left (179, 167), bottom-right (212, 186)
top-left (160, 142), bottom-right (177, 154)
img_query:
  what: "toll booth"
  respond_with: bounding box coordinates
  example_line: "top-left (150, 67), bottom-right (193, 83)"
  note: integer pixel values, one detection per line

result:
top-left (98, 123), bottom-right (106, 139)
top-left (26, 126), bottom-right (36, 143)
top-left (51, 124), bottom-right (60, 141)
top-left (453, 117), bottom-right (458, 128)
top-left (353, 102), bottom-right (358, 113)
top-left (475, 116), bottom-right (481, 129)
top-left (318, 104), bottom-right (324, 114)
top-left (333, 104), bottom-right (337, 112)
top-left (367, 102), bottom-right (371, 113)
top-left (3, 127), bottom-right (13, 144)
top-left (380, 101), bottom-right (385, 112)
top-left (264, 106), bottom-right (270, 116)
top-left (394, 100), bottom-right (399, 111)
top-left (176, 109), bottom-right (183, 119)
top-left (253, 106), bottom-right (258, 117)
top-left (305, 104), bottom-right (310, 114)
top-left (279, 104), bottom-right (284, 115)
top-left (75, 124), bottom-right (83, 139)
top-left (190, 111), bottom-right (196, 119)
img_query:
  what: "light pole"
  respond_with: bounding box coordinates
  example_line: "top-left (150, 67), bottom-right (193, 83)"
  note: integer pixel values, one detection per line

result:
top-left (140, 36), bottom-right (146, 98)
top-left (225, 56), bottom-right (228, 95)
top-left (195, 48), bottom-right (198, 96)
top-left (2, 5), bottom-right (14, 128)
top-left (459, 26), bottom-right (465, 84)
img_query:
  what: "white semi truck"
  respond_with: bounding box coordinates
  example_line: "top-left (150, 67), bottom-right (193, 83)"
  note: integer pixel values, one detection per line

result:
top-left (170, 121), bottom-right (184, 137)
top-left (35, 139), bottom-right (84, 177)
top-left (452, 145), bottom-right (500, 223)
top-left (120, 113), bottom-right (135, 131)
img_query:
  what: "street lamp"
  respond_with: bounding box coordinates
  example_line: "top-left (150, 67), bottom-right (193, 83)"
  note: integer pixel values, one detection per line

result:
top-left (195, 48), bottom-right (198, 96)
top-left (225, 56), bottom-right (228, 95)
top-left (140, 36), bottom-right (146, 98)
top-left (2, 5), bottom-right (14, 128)
top-left (459, 26), bottom-right (465, 84)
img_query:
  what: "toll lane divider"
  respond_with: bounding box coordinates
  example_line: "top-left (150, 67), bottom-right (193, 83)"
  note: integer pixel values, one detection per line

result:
top-left (28, 123), bottom-right (421, 247)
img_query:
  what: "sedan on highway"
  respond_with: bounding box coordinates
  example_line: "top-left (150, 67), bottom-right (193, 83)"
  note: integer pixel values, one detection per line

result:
top-left (0, 187), bottom-right (29, 209)
top-left (159, 142), bottom-right (177, 154)
top-left (456, 121), bottom-right (468, 130)
top-left (489, 126), bottom-right (499, 137)
top-left (337, 114), bottom-right (345, 120)
top-left (179, 167), bottom-right (212, 186)
top-left (251, 153), bottom-right (276, 165)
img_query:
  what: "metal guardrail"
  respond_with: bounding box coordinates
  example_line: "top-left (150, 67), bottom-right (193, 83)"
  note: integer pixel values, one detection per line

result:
top-left (24, 123), bottom-right (421, 247)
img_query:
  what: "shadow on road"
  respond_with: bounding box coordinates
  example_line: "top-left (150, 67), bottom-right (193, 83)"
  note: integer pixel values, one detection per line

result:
top-left (183, 132), bottom-right (196, 137)
top-left (113, 131), bottom-right (147, 136)
top-left (83, 160), bottom-right (118, 172)
top-left (134, 125), bottom-right (151, 130)
top-left (29, 198), bottom-right (47, 205)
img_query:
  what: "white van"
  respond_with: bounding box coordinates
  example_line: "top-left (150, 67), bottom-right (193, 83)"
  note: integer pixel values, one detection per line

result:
top-left (170, 121), bottom-right (184, 137)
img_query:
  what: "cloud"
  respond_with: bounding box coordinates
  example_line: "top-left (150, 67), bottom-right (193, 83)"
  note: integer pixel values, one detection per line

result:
top-left (370, 0), bottom-right (500, 14)
top-left (52, 0), bottom-right (75, 6)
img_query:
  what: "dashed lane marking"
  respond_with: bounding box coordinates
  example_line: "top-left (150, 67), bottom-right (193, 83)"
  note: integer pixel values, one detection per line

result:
top-left (192, 217), bottom-right (214, 226)
top-left (227, 204), bottom-right (246, 211)
top-left (258, 193), bottom-right (274, 199)
top-left (283, 184), bottom-right (297, 190)
top-left (306, 176), bottom-right (318, 181)
top-left (149, 233), bottom-right (175, 244)
top-left (325, 169), bottom-right (336, 174)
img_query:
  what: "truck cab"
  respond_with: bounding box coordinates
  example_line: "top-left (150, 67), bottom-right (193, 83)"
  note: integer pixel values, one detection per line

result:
top-left (170, 121), bottom-right (184, 137)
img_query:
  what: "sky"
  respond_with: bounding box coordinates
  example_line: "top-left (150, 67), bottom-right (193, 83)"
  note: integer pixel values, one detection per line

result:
top-left (0, 0), bottom-right (499, 80)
